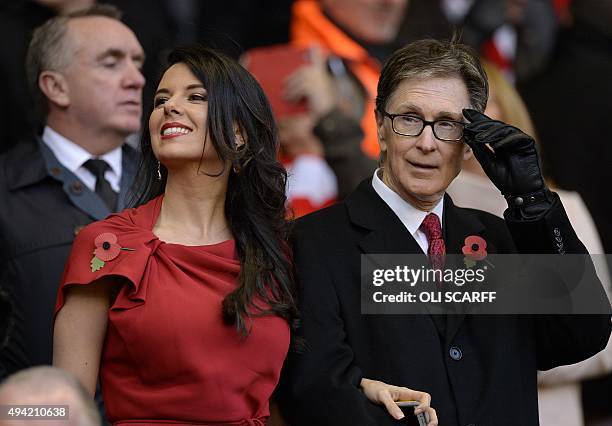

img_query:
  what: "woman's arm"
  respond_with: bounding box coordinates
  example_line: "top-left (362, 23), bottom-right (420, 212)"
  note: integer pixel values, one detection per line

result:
top-left (53, 278), bottom-right (119, 396)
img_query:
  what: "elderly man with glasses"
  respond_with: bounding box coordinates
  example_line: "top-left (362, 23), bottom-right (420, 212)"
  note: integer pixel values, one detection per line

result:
top-left (279, 39), bottom-right (612, 426)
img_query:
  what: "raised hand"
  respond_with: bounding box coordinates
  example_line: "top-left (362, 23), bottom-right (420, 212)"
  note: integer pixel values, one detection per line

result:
top-left (462, 108), bottom-right (552, 215)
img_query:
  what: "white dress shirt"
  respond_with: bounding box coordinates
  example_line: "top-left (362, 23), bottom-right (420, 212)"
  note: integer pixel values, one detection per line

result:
top-left (42, 126), bottom-right (122, 193)
top-left (372, 168), bottom-right (444, 255)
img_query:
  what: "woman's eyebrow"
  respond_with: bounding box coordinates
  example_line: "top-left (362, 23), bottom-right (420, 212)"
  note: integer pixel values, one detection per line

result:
top-left (185, 84), bottom-right (205, 90)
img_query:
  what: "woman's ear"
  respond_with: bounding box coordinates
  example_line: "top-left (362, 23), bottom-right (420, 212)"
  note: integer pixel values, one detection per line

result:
top-left (233, 122), bottom-right (247, 149)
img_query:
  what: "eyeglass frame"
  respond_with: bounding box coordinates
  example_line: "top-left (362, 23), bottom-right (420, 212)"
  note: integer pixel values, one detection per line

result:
top-left (380, 110), bottom-right (466, 142)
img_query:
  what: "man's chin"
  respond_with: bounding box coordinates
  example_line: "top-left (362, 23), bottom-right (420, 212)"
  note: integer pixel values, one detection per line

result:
top-left (115, 121), bottom-right (142, 136)
top-left (400, 182), bottom-right (445, 203)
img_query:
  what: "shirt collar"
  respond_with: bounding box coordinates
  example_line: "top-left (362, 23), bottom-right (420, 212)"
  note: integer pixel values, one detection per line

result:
top-left (41, 126), bottom-right (123, 177)
top-left (372, 168), bottom-right (444, 236)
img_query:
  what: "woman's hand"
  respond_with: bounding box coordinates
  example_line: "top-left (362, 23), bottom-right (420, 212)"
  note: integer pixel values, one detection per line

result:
top-left (360, 378), bottom-right (438, 425)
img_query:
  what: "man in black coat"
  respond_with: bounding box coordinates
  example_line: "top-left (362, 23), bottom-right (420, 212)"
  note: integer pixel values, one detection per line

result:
top-left (0, 5), bottom-right (143, 378)
top-left (279, 39), bottom-right (612, 426)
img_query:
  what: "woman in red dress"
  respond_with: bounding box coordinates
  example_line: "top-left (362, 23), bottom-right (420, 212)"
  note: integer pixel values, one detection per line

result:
top-left (53, 46), bottom-right (298, 425)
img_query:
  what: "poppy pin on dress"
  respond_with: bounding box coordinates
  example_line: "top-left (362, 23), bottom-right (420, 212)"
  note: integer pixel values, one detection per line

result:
top-left (90, 232), bottom-right (134, 272)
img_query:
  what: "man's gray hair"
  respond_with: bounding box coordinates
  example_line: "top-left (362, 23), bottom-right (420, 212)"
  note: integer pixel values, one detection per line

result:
top-left (26, 4), bottom-right (122, 122)
top-left (376, 36), bottom-right (488, 115)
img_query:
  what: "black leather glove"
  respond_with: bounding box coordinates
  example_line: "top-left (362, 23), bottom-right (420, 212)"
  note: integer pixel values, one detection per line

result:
top-left (462, 108), bottom-right (553, 218)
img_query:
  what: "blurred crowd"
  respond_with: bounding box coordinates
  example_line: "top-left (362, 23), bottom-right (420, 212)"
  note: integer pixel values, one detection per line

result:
top-left (0, 0), bottom-right (610, 425)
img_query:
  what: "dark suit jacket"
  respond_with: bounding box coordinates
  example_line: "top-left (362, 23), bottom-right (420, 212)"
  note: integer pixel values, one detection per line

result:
top-left (280, 178), bottom-right (611, 426)
top-left (0, 137), bottom-right (139, 378)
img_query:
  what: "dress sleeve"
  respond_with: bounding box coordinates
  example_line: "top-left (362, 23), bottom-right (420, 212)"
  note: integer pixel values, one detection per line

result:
top-left (54, 217), bottom-right (156, 318)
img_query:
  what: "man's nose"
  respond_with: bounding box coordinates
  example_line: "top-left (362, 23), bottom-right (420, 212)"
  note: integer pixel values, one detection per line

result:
top-left (414, 123), bottom-right (437, 152)
top-left (124, 61), bottom-right (145, 90)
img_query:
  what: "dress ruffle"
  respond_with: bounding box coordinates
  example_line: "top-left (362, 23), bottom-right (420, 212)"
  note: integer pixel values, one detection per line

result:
top-left (55, 199), bottom-right (163, 315)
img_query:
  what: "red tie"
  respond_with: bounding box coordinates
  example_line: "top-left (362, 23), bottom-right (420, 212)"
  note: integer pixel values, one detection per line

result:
top-left (420, 213), bottom-right (446, 271)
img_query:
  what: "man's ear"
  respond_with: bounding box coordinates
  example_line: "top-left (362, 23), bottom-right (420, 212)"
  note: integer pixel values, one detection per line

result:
top-left (39, 71), bottom-right (70, 108)
top-left (463, 143), bottom-right (473, 161)
top-left (233, 122), bottom-right (247, 149)
top-left (374, 110), bottom-right (387, 153)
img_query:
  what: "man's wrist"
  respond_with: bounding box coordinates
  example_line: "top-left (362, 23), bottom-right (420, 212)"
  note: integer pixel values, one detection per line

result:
top-left (504, 188), bottom-right (555, 219)
top-left (505, 188), bottom-right (551, 208)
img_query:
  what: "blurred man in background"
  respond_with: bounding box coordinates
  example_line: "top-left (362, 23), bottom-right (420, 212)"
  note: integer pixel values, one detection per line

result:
top-left (0, 0), bottom-right (173, 154)
top-left (0, 4), bottom-right (143, 378)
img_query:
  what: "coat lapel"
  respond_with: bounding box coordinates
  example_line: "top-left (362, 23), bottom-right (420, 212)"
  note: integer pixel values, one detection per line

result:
top-left (11, 138), bottom-right (140, 220)
top-left (442, 194), bottom-right (488, 344)
top-left (38, 140), bottom-right (111, 220)
top-left (5, 140), bottom-right (48, 191)
top-left (346, 179), bottom-right (423, 255)
top-left (346, 179), bottom-right (445, 333)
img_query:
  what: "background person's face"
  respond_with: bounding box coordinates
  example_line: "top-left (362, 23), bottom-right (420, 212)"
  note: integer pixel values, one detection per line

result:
top-left (322, 0), bottom-right (408, 44)
top-left (61, 16), bottom-right (145, 138)
top-left (377, 76), bottom-right (472, 208)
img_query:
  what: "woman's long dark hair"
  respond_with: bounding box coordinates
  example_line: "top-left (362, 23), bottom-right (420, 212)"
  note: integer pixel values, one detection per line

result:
top-left (130, 45), bottom-right (297, 336)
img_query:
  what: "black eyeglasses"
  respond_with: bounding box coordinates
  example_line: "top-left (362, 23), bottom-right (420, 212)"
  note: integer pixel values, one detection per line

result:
top-left (381, 111), bottom-right (465, 142)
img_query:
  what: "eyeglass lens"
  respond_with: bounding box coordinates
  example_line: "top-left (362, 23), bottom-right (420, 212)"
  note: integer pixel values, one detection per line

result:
top-left (393, 115), bottom-right (463, 141)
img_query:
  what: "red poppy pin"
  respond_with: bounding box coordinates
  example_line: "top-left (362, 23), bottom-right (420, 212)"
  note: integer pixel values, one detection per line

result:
top-left (462, 235), bottom-right (493, 268)
top-left (90, 232), bottom-right (134, 272)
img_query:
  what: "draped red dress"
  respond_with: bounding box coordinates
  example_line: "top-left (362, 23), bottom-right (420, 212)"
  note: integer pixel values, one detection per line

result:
top-left (55, 196), bottom-right (290, 425)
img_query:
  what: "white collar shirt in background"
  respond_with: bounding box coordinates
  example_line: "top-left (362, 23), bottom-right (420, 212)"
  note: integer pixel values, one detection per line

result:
top-left (42, 126), bottom-right (123, 193)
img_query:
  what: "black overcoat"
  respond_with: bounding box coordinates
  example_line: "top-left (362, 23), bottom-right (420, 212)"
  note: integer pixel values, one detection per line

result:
top-left (280, 178), bottom-right (611, 426)
top-left (0, 138), bottom-right (138, 377)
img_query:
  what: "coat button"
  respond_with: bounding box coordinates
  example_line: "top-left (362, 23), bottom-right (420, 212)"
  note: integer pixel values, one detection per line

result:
top-left (449, 346), bottom-right (463, 360)
top-left (50, 167), bottom-right (61, 176)
top-left (70, 182), bottom-right (84, 195)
